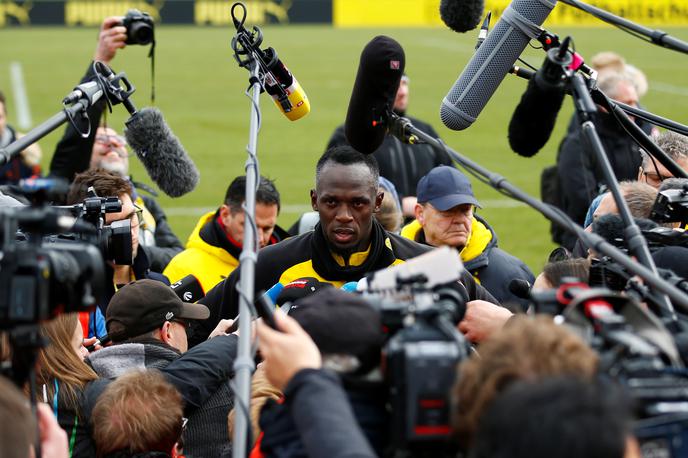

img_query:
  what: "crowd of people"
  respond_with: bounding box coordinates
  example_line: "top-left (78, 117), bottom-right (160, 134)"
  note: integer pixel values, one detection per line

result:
top-left (2, 14), bottom-right (688, 458)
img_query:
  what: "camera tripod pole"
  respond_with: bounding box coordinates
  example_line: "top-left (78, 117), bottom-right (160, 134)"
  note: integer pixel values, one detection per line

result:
top-left (386, 113), bottom-right (688, 315)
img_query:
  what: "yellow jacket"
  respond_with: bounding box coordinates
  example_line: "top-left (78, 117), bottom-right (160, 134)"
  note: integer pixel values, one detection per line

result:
top-left (163, 211), bottom-right (240, 293)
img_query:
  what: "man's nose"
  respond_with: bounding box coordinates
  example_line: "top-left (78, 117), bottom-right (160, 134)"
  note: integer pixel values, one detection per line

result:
top-left (336, 205), bottom-right (353, 221)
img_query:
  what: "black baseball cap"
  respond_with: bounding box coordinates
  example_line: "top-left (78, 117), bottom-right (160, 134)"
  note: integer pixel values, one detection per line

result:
top-left (289, 288), bottom-right (383, 373)
top-left (417, 166), bottom-right (481, 211)
top-left (106, 279), bottom-right (210, 342)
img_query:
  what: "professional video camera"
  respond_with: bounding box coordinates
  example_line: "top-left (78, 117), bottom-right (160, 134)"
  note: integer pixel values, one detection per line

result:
top-left (361, 247), bottom-right (470, 454)
top-left (122, 9), bottom-right (155, 45)
top-left (530, 280), bottom-right (688, 458)
top-left (57, 186), bottom-right (133, 265)
top-left (651, 186), bottom-right (688, 226)
top-left (0, 207), bottom-right (105, 330)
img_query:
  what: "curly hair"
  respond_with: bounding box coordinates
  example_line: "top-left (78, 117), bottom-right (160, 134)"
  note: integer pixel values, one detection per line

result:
top-left (452, 315), bottom-right (598, 449)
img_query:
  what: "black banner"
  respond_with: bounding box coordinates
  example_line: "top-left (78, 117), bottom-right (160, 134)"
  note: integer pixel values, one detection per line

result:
top-left (0, 0), bottom-right (332, 26)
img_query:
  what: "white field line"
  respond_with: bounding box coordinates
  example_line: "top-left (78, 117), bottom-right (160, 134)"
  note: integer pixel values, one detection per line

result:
top-left (9, 62), bottom-right (32, 130)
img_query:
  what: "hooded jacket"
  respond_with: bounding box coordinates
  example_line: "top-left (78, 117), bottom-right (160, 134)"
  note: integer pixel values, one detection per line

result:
top-left (164, 210), bottom-right (288, 293)
top-left (88, 339), bottom-right (233, 458)
top-left (401, 214), bottom-right (534, 310)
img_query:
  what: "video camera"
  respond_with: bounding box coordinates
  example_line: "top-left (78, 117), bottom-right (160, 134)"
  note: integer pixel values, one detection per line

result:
top-left (529, 280), bottom-right (688, 458)
top-left (651, 186), bottom-right (688, 226)
top-left (0, 205), bottom-right (105, 329)
top-left (361, 247), bottom-right (470, 453)
top-left (57, 186), bottom-right (133, 265)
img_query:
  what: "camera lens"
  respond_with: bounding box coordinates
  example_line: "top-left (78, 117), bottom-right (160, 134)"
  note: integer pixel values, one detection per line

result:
top-left (129, 22), bottom-right (154, 45)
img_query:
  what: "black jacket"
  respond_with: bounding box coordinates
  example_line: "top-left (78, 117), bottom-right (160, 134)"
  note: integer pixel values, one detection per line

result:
top-left (196, 221), bottom-right (496, 346)
top-left (85, 336), bottom-right (238, 457)
top-left (49, 62), bottom-right (183, 271)
top-left (327, 116), bottom-right (452, 198)
top-left (556, 112), bottom-right (643, 249)
top-left (278, 369), bottom-right (377, 458)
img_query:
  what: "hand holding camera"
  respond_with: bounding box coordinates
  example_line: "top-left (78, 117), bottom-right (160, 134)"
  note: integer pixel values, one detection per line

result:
top-left (94, 11), bottom-right (154, 65)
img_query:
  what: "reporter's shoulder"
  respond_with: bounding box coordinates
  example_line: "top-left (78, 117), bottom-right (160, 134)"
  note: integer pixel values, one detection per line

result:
top-left (387, 232), bottom-right (432, 259)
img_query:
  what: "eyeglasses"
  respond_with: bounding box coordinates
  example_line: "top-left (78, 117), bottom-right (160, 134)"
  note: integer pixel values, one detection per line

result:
top-left (641, 167), bottom-right (671, 187)
top-left (95, 134), bottom-right (129, 157)
top-left (172, 318), bottom-right (191, 329)
top-left (127, 204), bottom-right (144, 228)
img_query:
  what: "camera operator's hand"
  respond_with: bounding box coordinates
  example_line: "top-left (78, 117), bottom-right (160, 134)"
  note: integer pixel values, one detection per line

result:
top-left (458, 300), bottom-right (513, 343)
top-left (94, 16), bottom-right (127, 65)
top-left (36, 403), bottom-right (69, 458)
top-left (209, 319), bottom-right (236, 339)
top-left (257, 310), bottom-right (321, 391)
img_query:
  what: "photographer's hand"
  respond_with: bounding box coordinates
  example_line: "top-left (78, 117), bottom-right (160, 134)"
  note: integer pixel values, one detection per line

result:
top-left (257, 310), bottom-right (321, 391)
top-left (458, 300), bottom-right (513, 343)
top-left (94, 16), bottom-right (127, 65)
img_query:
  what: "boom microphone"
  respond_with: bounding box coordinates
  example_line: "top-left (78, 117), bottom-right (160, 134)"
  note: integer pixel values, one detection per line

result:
top-left (345, 36), bottom-right (405, 154)
top-left (124, 107), bottom-right (200, 198)
top-left (440, 0), bottom-right (557, 130)
top-left (440, 0), bottom-right (485, 34)
top-left (508, 38), bottom-right (570, 157)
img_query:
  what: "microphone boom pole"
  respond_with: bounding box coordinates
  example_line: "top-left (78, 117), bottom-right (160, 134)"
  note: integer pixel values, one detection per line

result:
top-left (386, 113), bottom-right (688, 314)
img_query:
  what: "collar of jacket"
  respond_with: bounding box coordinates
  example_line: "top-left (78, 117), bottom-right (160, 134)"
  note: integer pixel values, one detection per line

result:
top-left (399, 215), bottom-right (495, 264)
top-left (87, 340), bottom-right (180, 379)
top-left (310, 220), bottom-right (396, 282)
top-left (189, 210), bottom-right (242, 264)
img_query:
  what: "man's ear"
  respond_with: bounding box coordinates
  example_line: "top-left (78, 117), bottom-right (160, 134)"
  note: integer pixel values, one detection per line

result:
top-left (219, 204), bottom-right (231, 222)
top-left (414, 203), bottom-right (424, 224)
top-left (310, 189), bottom-right (318, 211)
top-left (159, 322), bottom-right (173, 345)
top-left (374, 192), bottom-right (384, 213)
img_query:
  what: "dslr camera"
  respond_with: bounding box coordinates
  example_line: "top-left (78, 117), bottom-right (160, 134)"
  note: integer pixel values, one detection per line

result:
top-left (122, 9), bottom-right (155, 45)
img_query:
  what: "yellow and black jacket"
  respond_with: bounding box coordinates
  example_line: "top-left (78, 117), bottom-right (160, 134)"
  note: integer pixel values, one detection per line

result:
top-left (163, 210), bottom-right (287, 294)
top-left (195, 220), bottom-right (495, 344)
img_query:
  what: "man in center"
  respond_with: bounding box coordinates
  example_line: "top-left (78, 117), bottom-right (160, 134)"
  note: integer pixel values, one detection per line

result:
top-left (196, 146), bottom-right (498, 344)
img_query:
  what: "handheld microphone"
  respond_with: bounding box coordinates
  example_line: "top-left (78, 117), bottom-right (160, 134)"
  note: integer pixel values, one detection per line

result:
top-left (344, 35), bottom-right (406, 154)
top-left (260, 47), bottom-right (310, 121)
top-left (508, 278), bottom-right (532, 300)
top-left (275, 277), bottom-right (333, 307)
top-left (440, 0), bottom-right (485, 34)
top-left (231, 5), bottom-right (309, 121)
top-left (124, 107), bottom-right (200, 198)
top-left (440, 0), bottom-right (557, 130)
top-left (170, 274), bottom-right (205, 303)
top-left (264, 282), bottom-right (285, 304)
top-left (341, 281), bottom-right (359, 293)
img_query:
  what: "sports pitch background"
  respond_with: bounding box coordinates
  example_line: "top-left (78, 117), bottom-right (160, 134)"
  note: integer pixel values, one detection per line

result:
top-left (0, 24), bottom-right (687, 272)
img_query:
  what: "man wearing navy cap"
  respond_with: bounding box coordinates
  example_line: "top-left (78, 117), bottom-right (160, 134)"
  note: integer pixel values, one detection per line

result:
top-left (401, 166), bottom-right (534, 310)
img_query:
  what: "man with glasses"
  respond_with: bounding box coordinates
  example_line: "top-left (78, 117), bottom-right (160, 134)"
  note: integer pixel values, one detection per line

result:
top-left (49, 16), bottom-right (183, 272)
top-left (66, 168), bottom-right (169, 339)
top-left (637, 131), bottom-right (688, 189)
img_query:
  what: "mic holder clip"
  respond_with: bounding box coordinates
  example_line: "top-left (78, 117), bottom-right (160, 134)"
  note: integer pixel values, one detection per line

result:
top-left (388, 112), bottom-right (421, 145)
top-left (230, 2), bottom-right (292, 109)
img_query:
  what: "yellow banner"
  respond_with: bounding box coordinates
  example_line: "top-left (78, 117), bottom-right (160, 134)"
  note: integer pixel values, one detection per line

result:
top-left (333, 0), bottom-right (688, 27)
top-left (194, 0), bottom-right (291, 26)
top-left (65, 0), bottom-right (163, 26)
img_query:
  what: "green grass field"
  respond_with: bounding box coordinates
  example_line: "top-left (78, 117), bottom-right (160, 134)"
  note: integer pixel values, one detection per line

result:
top-left (1, 23), bottom-right (687, 272)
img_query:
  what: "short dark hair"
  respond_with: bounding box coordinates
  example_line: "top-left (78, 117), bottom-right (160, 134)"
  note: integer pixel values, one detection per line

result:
top-left (0, 375), bottom-right (34, 458)
top-left (224, 175), bottom-right (280, 213)
top-left (470, 377), bottom-right (630, 458)
top-left (542, 258), bottom-right (591, 287)
top-left (0, 90), bottom-right (6, 109)
top-left (316, 145), bottom-right (379, 186)
top-left (67, 168), bottom-right (133, 204)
